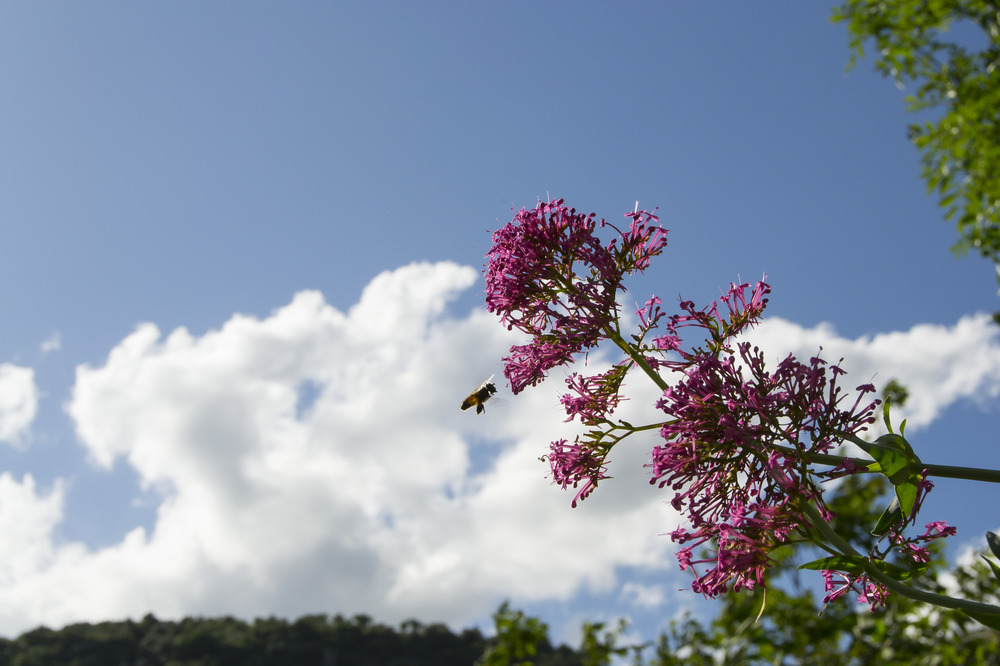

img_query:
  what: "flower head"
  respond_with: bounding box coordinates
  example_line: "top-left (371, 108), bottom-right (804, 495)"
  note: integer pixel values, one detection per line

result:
top-left (560, 365), bottom-right (629, 425)
top-left (485, 199), bottom-right (667, 393)
top-left (647, 280), bottom-right (881, 597)
top-left (547, 439), bottom-right (610, 507)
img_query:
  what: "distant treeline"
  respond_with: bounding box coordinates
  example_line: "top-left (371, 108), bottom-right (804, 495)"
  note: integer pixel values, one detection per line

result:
top-left (0, 612), bottom-right (582, 666)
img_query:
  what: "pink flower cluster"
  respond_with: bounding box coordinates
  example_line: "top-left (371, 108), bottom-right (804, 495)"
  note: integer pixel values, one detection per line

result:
top-left (483, 198), bottom-right (953, 609)
top-left (547, 438), bottom-right (609, 507)
top-left (649, 281), bottom-right (881, 596)
top-left (485, 199), bottom-right (666, 394)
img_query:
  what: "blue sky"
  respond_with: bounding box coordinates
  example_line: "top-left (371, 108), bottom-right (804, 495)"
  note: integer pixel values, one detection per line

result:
top-left (0, 1), bottom-right (998, 647)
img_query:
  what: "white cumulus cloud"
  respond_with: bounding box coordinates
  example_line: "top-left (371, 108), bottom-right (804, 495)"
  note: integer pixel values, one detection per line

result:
top-left (1, 263), bottom-right (997, 638)
top-left (0, 364), bottom-right (39, 448)
top-left (0, 262), bottom-right (677, 636)
top-left (743, 314), bottom-right (1000, 431)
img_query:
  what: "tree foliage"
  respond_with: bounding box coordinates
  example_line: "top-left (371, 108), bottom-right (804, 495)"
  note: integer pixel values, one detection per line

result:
top-left (0, 613), bottom-right (495, 666)
top-left (655, 475), bottom-right (1000, 665)
top-left (476, 602), bottom-right (583, 666)
top-left (833, 0), bottom-right (1000, 268)
top-left (480, 474), bottom-right (1000, 665)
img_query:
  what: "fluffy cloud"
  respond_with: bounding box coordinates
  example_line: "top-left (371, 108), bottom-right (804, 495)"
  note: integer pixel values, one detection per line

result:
top-left (0, 474), bottom-right (63, 585)
top-left (742, 315), bottom-right (1000, 431)
top-left (0, 263), bottom-right (996, 637)
top-left (0, 262), bottom-right (676, 636)
top-left (0, 364), bottom-right (39, 447)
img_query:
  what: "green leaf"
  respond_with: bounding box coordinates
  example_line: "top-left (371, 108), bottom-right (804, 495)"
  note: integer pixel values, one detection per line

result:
top-left (881, 399), bottom-right (894, 432)
top-left (799, 555), bottom-right (868, 575)
top-left (895, 481), bottom-right (920, 519)
top-left (869, 442), bottom-right (909, 480)
top-left (872, 496), bottom-right (902, 536)
top-left (960, 609), bottom-right (1000, 632)
top-left (987, 531), bottom-right (1000, 560)
top-left (867, 434), bottom-right (916, 479)
top-left (799, 554), bottom-right (920, 581)
top-left (864, 434), bottom-right (923, 518)
top-left (981, 555), bottom-right (1000, 585)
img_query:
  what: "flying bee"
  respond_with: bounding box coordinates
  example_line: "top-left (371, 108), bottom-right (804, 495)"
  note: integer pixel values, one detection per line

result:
top-left (461, 374), bottom-right (497, 414)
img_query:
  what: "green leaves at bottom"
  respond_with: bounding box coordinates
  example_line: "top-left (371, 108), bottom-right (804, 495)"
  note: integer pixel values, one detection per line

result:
top-left (800, 555), bottom-right (925, 582)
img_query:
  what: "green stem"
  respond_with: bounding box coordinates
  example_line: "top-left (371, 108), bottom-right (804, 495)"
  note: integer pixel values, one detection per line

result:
top-left (620, 421), bottom-right (666, 433)
top-left (918, 463), bottom-right (1000, 483)
top-left (768, 443), bottom-right (1000, 485)
top-left (548, 269), bottom-right (669, 393)
top-left (604, 328), bottom-right (670, 392)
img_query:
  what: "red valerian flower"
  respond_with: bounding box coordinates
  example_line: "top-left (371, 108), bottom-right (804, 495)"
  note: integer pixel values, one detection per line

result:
top-left (647, 281), bottom-right (881, 597)
top-left (548, 438), bottom-right (610, 507)
top-left (483, 199), bottom-right (961, 612)
top-left (484, 199), bottom-right (667, 394)
top-left (822, 570), bottom-right (889, 609)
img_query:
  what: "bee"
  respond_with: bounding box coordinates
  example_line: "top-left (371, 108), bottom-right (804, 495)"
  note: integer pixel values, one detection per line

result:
top-left (461, 374), bottom-right (497, 414)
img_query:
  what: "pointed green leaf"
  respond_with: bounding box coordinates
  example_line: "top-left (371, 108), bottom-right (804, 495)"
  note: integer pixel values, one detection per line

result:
top-left (866, 435), bottom-right (923, 517)
top-left (875, 433), bottom-right (914, 457)
top-left (799, 554), bottom-right (919, 581)
top-left (873, 496), bottom-right (902, 536)
top-left (987, 531), bottom-right (1000, 560)
top-left (960, 609), bottom-right (1000, 631)
top-left (882, 399), bottom-right (894, 432)
top-left (870, 446), bottom-right (909, 481)
top-left (895, 481), bottom-right (919, 519)
top-left (799, 555), bottom-right (868, 575)
top-left (868, 434), bottom-right (916, 481)
top-left (981, 555), bottom-right (1000, 585)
